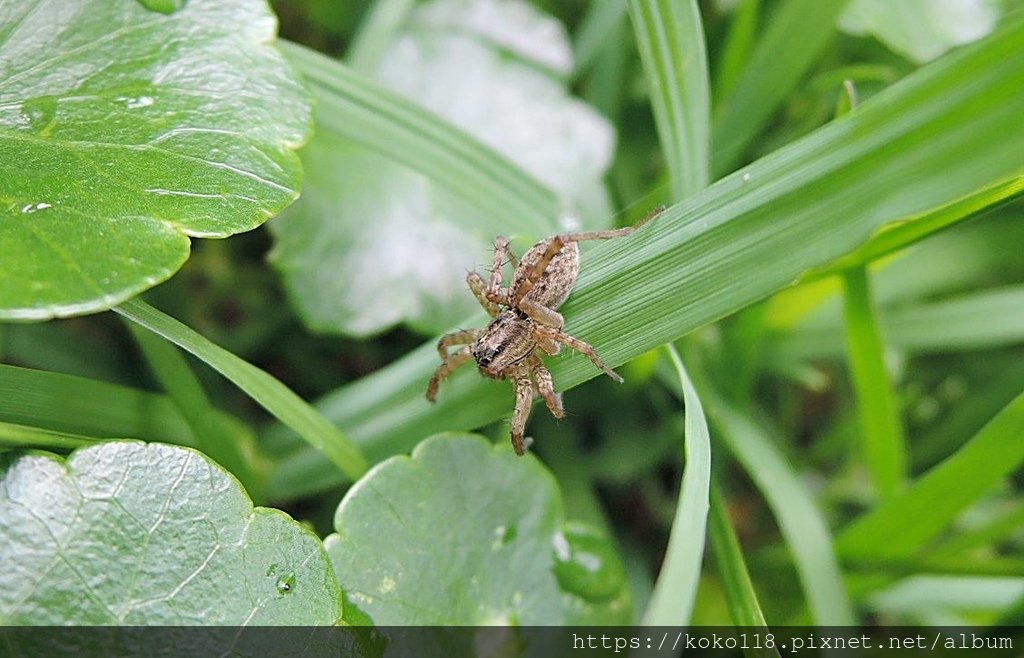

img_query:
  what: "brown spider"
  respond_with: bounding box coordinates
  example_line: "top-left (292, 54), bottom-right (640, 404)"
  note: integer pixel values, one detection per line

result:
top-left (426, 220), bottom-right (650, 455)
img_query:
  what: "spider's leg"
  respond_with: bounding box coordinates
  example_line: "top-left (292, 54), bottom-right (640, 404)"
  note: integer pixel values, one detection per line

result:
top-left (466, 272), bottom-right (500, 316)
top-left (485, 236), bottom-right (517, 305)
top-left (518, 298), bottom-right (564, 328)
top-left (510, 369), bottom-right (536, 455)
top-left (436, 328), bottom-right (482, 359)
top-left (542, 327), bottom-right (623, 383)
top-left (426, 345), bottom-right (474, 401)
top-left (636, 204), bottom-right (667, 226)
top-left (529, 354), bottom-right (564, 419)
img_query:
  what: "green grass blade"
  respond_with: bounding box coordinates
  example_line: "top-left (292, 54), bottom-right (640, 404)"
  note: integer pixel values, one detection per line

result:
top-left (872, 285), bottom-right (1024, 353)
top-left (842, 267), bottom-right (907, 500)
top-left (125, 321), bottom-right (262, 499)
top-left (934, 503), bottom-right (1024, 555)
top-left (711, 0), bottom-right (848, 174)
top-left (811, 177), bottom-right (1024, 278)
top-left (695, 370), bottom-right (855, 625)
top-left (771, 283), bottom-right (1024, 360)
top-left (573, 1), bottom-right (628, 78)
top-left (579, 18), bottom-right (630, 123)
top-left (642, 345), bottom-right (710, 626)
top-left (628, 0), bottom-right (711, 198)
top-left (0, 363), bottom-right (194, 444)
top-left (115, 299), bottom-right (368, 482)
top-left (709, 483), bottom-right (778, 657)
top-left (0, 322), bottom-right (127, 383)
top-left (265, 18), bottom-right (1024, 495)
top-left (346, 0), bottom-right (415, 73)
top-left (838, 389), bottom-right (1024, 561)
top-left (0, 421), bottom-right (93, 451)
top-left (712, 0), bottom-right (761, 104)
top-left (279, 40), bottom-right (557, 236)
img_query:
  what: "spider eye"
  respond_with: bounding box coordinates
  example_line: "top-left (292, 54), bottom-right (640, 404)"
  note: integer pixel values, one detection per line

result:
top-left (478, 355), bottom-right (492, 366)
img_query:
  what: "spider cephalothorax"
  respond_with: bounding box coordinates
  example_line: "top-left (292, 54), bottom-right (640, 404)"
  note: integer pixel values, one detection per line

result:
top-left (426, 220), bottom-right (652, 455)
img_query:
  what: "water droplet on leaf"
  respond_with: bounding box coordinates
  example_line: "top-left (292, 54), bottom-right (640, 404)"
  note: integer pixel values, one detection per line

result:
top-left (20, 96), bottom-right (57, 135)
top-left (275, 573), bottom-right (295, 595)
top-left (20, 202), bottom-right (52, 214)
top-left (552, 522), bottom-right (626, 602)
top-left (125, 96), bottom-right (155, 109)
top-left (491, 523), bottom-right (517, 550)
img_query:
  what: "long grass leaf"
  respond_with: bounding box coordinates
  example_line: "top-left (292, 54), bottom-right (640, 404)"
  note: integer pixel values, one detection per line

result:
top-left (125, 322), bottom-right (261, 499)
top-left (0, 421), bottom-right (93, 451)
top-left (115, 299), bottom-right (368, 482)
top-left (711, 0), bottom-right (848, 174)
top-left (770, 284), bottom-right (1024, 360)
top-left (842, 267), bottom-right (907, 500)
top-left (0, 363), bottom-right (194, 444)
top-left (573, 1), bottom-right (628, 78)
top-left (713, 0), bottom-right (761, 103)
top-left (708, 483), bottom-right (778, 657)
top-left (813, 177), bottom-right (1024, 278)
top-left (346, 0), bottom-right (416, 73)
top-left (629, 0), bottom-right (710, 198)
top-left (642, 344), bottom-right (710, 626)
top-left (695, 370), bottom-right (855, 624)
top-left (838, 390), bottom-right (1024, 561)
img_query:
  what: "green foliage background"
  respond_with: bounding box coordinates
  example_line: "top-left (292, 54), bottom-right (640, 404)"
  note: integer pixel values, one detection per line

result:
top-left (1, 0), bottom-right (1022, 631)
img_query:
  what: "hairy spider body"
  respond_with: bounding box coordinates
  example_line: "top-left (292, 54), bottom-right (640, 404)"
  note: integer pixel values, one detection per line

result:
top-left (426, 219), bottom-right (652, 456)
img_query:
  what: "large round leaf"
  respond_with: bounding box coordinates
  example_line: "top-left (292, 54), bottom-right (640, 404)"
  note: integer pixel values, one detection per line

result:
top-left (0, 0), bottom-right (311, 320)
top-left (0, 441), bottom-right (342, 624)
top-left (324, 434), bottom-right (631, 626)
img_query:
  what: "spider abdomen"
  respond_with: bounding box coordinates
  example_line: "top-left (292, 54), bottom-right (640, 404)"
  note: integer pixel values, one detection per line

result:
top-left (510, 239), bottom-right (580, 310)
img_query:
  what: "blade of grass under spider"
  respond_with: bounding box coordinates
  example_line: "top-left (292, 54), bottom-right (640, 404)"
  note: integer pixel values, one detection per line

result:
top-left (708, 483), bottom-right (779, 658)
top-left (628, 0), bottom-right (710, 199)
top-left (262, 18), bottom-right (1024, 499)
top-left (711, 0), bottom-right (848, 175)
top-left (842, 267), bottom-right (907, 501)
top-left (115, 299), bottom-right (368, 483)
top-left (837, 389), bottom-right (1024, 562)
top-left (0, 363), bottom-right (195, 444)
top-left (279, 40), bottom-right (556, 237)
top-left (690, 360), bottom-right (855, 625)
top-left (125, 322), bottom-right (263, 500)
top-left (641, 344), bottom-right (710, 626)
top-left (813, 176), bottom-right (1024, 279)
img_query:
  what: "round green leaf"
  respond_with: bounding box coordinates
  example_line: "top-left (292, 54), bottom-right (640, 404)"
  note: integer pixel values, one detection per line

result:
top-left (0, 0), bottom-right (312, 320)
top-left (0, 441), bottom-right (342, 624)
top-left (324, 434), bottom-right (631, 625)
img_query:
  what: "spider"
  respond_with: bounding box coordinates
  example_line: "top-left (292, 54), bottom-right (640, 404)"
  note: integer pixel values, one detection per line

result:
top-left (426, 218), bottom-right (652, 455)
